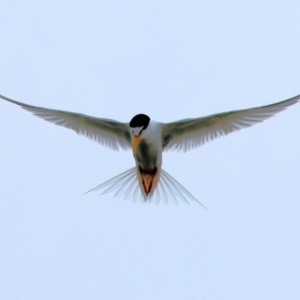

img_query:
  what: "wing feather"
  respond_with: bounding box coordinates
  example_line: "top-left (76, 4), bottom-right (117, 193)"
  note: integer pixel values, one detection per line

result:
top-left (162, 94), bottom-right (300, 152)
top-left (0, 94), bottom-right (131, 151)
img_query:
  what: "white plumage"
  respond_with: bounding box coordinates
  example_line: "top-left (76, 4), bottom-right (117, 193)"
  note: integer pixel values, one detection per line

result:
top-left (1, 93), bottom-right (299, 207)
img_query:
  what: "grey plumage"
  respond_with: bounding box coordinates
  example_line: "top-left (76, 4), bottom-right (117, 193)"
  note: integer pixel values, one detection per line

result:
top-left (1, 93), bottom-right (299, 206)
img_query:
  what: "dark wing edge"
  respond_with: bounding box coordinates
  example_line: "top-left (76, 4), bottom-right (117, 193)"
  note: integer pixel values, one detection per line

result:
top-left (161, 94), bottom-right (300, 152)
top-left (0, 94), bottom-right (131, 151)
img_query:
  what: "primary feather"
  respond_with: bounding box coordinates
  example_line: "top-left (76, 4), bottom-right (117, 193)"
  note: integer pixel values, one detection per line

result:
top-left (161, 94), bottom-right (300, 152)
top-left (0, 94), bottom-right (131, 151)
top-left (1, 93), bottom-right (299, 207)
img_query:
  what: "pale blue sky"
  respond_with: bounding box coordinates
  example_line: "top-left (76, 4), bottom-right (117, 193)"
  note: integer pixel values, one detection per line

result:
top-left (1, 1), bottom-right (300, 299)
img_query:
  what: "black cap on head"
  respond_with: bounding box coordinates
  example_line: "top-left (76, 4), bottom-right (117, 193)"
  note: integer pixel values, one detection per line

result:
top-left (130, 114), bottom-right (150, 129)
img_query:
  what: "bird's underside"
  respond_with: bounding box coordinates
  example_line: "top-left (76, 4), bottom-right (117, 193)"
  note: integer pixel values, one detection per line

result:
top-left (0, 93), bottom-right (299, 207)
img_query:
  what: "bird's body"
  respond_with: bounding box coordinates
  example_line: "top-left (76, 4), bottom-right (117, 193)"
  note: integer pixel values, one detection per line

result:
top-left (134, 120), bottom-right (162, 197)
top-left (135, 120), bottom-right (162, 174)
top-left (1, 93), bottom-right (299, 206)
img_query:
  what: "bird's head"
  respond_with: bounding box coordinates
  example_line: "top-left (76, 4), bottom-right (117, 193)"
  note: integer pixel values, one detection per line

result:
top-left (129, 114), bottom-right (150, 154)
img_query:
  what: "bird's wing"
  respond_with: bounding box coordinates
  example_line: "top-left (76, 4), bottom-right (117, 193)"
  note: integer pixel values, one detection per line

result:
top-left (161, 94), bottom-right (300, 152)
top-left (0, 94), bottom-right (131, 151)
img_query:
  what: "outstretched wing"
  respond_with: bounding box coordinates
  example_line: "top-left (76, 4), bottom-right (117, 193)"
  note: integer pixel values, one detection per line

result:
top-left (0, 94), bottom-right (131, 151)
top-left (162, 94), bottom-right (300, 152)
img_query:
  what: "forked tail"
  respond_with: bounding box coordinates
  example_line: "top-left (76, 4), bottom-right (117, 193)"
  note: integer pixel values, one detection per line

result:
top-left (85, 167), bottom-right (206, 208)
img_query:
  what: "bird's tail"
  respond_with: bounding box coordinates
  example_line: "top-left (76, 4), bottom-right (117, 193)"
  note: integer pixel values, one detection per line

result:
top-left (85, 167), bottom-right (206, 208)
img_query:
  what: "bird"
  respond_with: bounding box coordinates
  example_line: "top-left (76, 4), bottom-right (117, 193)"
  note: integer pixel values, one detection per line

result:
top-left (0, 93), bottom-right (299, 207)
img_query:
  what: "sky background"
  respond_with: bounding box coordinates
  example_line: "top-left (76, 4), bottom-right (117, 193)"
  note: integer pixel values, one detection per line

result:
top-left (1, 1), bottom-right (300, 299)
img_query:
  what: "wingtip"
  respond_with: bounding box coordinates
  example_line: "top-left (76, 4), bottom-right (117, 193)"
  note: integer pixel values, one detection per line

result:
top-left (83, 188), bottom-right (94, 195)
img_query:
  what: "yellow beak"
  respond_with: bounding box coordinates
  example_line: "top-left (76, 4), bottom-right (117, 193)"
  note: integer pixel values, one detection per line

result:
top-left (133, 136), bottom-right (141, 154)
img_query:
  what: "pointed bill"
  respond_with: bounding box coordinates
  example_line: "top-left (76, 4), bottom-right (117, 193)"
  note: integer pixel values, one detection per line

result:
top-left (133, 136), bottom-right (141, 154)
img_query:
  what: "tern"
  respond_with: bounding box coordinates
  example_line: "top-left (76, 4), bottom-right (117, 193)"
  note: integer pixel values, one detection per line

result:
top-left (1, 93), bottom-right (299, 206)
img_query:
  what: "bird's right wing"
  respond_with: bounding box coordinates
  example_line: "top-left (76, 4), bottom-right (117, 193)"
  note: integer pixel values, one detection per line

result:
top-left (161, 94), bottom-right (300, 152)
top-left (0, 94), bottom-right (131, 151)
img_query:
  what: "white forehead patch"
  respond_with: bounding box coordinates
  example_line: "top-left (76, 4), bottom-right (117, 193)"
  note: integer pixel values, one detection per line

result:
top-left (132, 126), bottom-right (144, 136)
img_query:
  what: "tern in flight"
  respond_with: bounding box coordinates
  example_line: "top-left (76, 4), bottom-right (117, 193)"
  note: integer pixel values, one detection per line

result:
top-left (1, 93), bottom-right (299, 207)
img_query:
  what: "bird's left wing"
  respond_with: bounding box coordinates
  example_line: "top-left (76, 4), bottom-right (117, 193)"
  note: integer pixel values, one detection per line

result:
top-left (0, 94), bottom-right (131, 151)
top-left (162, 94), bottom-right (300, 152)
